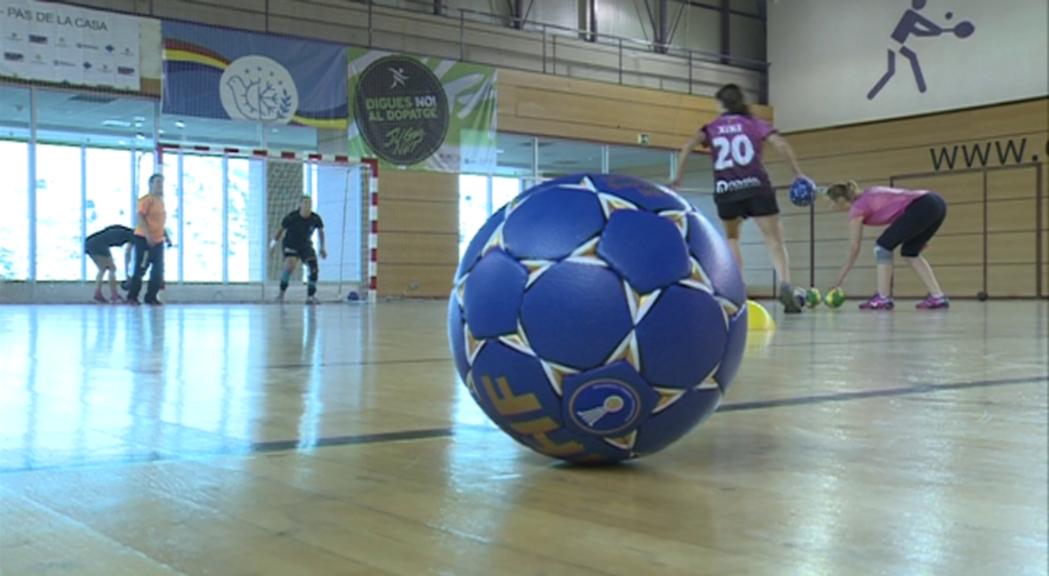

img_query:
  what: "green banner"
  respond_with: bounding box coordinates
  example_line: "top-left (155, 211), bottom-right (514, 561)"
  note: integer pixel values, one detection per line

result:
top-left (348, 49), bottom-right (497, 172)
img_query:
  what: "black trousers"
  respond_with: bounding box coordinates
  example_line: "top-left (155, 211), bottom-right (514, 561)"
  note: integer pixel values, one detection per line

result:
top-left (128, 236), bottom-right (165, 301)
top-left (876, 193), bottom-right (948, 257)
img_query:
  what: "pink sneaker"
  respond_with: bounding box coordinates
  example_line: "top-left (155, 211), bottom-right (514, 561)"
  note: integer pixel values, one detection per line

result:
top-left (916, 294), bottom-right (949, 309)
top-left (93, 292), bottom-right (107, 304)
top-left (859, 293), bottom-right (895, 310)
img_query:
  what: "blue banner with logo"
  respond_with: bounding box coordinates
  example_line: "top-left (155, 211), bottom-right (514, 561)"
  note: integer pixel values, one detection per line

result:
top-left (162, 21), bottom-right (347, 129)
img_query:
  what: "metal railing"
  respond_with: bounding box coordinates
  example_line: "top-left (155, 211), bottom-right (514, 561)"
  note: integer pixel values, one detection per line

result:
top-left (366, 0), bottom-right (769, 69)
top-left (349, 0), bottom-right (766, 98)
top-left (69, 0), bottom-right (769, 100)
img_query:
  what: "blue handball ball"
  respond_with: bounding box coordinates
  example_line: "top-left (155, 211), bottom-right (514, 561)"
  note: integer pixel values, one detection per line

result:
top-left (789, 176), bottom-right (817, 207)
top-left (448, 174), bottom-right (748, 463)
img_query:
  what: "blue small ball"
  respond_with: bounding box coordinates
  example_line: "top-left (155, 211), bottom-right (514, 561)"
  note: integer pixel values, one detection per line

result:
top-left (448, 174), bottom-right (748, 463)
top-left (789, 177), bottom-right (817, 207)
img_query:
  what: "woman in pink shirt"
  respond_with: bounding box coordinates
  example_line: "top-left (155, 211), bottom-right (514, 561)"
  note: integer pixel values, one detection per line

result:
top-left (825, 181), bottom-right (949, 310)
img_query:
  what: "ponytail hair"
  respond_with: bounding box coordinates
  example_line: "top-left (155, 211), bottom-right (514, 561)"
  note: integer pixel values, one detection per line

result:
top-left (715, 84), bottom-right (751, 116)
top-left (825, 181), bottom-right (860, 203)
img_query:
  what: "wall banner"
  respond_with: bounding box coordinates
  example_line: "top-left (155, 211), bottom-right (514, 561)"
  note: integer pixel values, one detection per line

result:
top-left (162, 21), bottom-right (347, 129)
top-left (0, 0), bottom-right (144, 91)
top-left (349, 49), bottom-right (497, 172)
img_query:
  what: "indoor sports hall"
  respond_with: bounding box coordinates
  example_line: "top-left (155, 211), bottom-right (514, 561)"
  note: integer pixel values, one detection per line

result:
top-left (0, 1), bottom-right (1046, 574)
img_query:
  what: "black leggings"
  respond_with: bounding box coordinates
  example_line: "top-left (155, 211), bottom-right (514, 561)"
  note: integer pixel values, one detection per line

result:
top-left (876, 193), bottom-right (947, 257)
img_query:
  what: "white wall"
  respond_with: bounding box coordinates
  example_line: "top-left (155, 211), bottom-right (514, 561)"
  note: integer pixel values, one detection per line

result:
top-left (528, 0), bottom-right (579, 31)
top-left (730, 0), bottom-right (762, 15)
top-left (447, 0), bottom-right (509, 18)
top-left (681, 3), bottom-right (722, 55)
top-left (730, 13), bottom-right (765, 63)
top-left (769, 0), bottom-right (1049, 131)
top-left (596, 0), bottom-right (651, 41)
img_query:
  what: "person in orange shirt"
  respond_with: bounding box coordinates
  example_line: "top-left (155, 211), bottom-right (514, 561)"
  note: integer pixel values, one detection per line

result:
top-left (127, 174), bottom-right (169, 305)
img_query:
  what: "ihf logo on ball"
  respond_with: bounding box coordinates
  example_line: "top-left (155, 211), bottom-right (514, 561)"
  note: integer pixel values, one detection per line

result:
top-left (568, 379), bottom-right (642, 436)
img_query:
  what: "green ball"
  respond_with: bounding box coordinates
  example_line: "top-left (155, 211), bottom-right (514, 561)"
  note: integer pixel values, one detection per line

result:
top-left (804, 287), bottom-right (821, 308)
top-left (824, 287), bottom-right (845, 309)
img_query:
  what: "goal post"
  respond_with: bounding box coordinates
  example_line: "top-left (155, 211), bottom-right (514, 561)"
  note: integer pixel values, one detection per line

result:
top-left (156, 144), bottom-right (378, 302)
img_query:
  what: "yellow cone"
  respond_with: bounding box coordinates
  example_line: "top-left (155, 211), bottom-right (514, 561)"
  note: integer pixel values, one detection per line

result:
top-left (746, 300), bottom-right (776, 332)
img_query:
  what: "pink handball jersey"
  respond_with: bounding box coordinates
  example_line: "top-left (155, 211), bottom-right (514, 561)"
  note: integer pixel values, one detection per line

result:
top-left (702, 114), bottom-right (776, 203)
top-left (848, 186), bottom-right (928, 226)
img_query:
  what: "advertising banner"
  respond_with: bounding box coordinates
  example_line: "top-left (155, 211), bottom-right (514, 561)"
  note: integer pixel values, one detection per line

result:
top-left (0, 0), bottom-right (143, 91)
top-left (349, 49), bottom-right (497, 172)
top-left (162, 21), bottom-right (347, 129)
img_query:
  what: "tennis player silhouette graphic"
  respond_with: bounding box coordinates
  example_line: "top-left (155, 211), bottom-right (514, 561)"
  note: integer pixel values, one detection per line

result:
top-left (867, 0), bottom-right (975, 100)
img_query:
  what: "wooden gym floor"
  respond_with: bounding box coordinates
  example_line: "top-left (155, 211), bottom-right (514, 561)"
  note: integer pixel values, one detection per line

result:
top-left (0, 300), bottom-right (1046, 575)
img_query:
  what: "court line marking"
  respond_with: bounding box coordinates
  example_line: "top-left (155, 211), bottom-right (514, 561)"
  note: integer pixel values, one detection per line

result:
top-left (263, 357), bottom-right (451, 369)
top-left (256, 331), bottom-right (1048, 369)
top-left (1, 375), bottom-right (1044, 475)
top-left (766, 334), bottom-right (1046, 348)
top-left (716, 375), bottom-right (1048, 412)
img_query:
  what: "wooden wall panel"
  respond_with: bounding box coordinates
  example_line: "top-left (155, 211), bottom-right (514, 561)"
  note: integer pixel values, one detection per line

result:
top-left (893, 172), bottom-right (986, 204)
top-left (763, 132), bottom-right (1044, 191)
top-left (378, 170), bottom-right (458, 298)
top-left (743, 269), bottom-right (777, 290)
top-left (498, 69), bottom-right (772, 150)
top-left (987, 168), bottom-right (1039, 201)
top-left (380, 170), bottom-right (458, 202)
top-left (379, 264), bottom-right (458, 298)
top-left (914, 235), bottom-right (982, 266)
top-left (1043, 257), bottom-right (1048, 298)
top-left (745, 98), bottom-right (1049, 300)
top-left (938, 203), bottom-right (986, 237)
top-left (382, 200), bottom-right (458, 233)
top-left (892, 265), bottom-right (983, 297)
top-left (986, 265), bottom-right (1039, 297)
top-left (1043, 177), bottom-right (1048, 297)
top-left (814, 236), bottom-right (874, 294)
top-left (988, 232), bottom-right (1038, 263)
top-left (771, 101), bottom-right (1047, 160)
top-left (380, 233), bottom-right (459, 266)
top-left (987, 198), bottom-right (1039, 234)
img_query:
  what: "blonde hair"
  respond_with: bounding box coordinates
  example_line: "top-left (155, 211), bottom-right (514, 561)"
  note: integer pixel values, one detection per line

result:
top-left (825, 180), bottom-right (860, 202)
